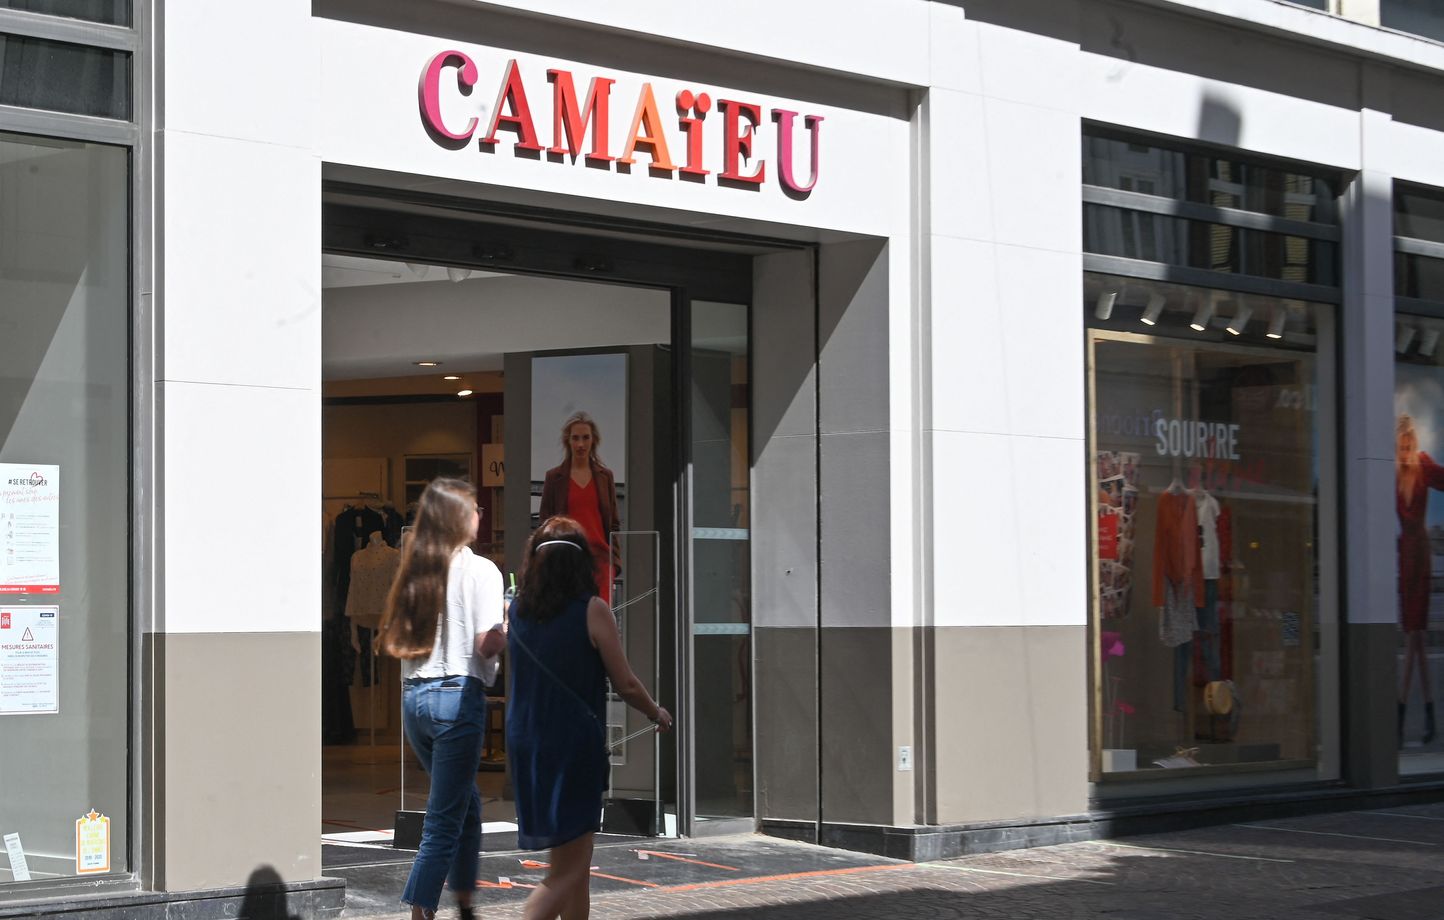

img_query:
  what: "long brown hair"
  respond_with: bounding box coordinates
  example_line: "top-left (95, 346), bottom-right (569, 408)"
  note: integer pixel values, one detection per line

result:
top-left (378, 478), bottom-right (477, 659)
top-left (516, 516), bottom-right (597, 623)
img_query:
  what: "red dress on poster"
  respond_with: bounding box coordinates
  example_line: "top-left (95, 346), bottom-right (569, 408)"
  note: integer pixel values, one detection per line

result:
top-left (1398, 451), bottom-right (1444, 633)
top-left (568, 477), bottom-right (613, 604)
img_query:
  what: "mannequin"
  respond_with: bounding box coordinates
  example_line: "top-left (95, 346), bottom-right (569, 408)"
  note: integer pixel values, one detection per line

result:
top-left (346, 531), bottom-right (401, 747)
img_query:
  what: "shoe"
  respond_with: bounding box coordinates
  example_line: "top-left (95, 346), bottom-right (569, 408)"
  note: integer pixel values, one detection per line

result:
top-left (459, 908), bottom-right (475, 920)
top-left (1426, 702), bottom-right (1437, 745)
top-left (1400, 702), bottom-right (1407, 750)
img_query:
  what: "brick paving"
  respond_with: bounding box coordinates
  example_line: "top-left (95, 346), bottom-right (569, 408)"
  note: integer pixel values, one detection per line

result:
top-left (342, 801), bottom-right (1444, 919)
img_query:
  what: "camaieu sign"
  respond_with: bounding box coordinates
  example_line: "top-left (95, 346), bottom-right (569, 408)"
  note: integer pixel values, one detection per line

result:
top-left (419, 52), bottom-right (824, 197)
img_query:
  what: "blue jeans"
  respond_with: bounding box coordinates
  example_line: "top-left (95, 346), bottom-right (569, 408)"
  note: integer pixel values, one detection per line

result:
top-left (400, 675), bottom-right (487, 911)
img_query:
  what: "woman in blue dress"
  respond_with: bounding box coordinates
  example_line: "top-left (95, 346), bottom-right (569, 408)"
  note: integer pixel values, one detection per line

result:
top-left (507, 515), bottom-right (672, 920)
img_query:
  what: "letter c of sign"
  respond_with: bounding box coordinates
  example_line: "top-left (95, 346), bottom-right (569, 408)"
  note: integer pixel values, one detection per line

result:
top-left (420, 50), bottom-right (480, 148)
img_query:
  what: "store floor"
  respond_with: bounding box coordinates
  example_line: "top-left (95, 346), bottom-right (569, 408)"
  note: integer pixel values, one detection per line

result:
top-left (321, 743), bottom-right (515, 849)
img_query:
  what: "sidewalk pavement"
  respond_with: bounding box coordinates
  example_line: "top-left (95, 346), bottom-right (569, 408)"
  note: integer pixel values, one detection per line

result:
top-left (340, 800), bottom-right (1444, 919)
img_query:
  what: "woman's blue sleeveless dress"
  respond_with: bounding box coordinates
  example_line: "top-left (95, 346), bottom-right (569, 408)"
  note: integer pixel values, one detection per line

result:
top-left (506, 595), bottom-right (608, 850)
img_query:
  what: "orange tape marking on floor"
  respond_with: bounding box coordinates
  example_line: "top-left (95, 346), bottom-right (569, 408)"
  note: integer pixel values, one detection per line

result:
top-left (661, 863), bottom-right (908, 893)
top-left (589, 870), bottom-right (661, 888)
top-left (635, 850), bottom-right (739, 871)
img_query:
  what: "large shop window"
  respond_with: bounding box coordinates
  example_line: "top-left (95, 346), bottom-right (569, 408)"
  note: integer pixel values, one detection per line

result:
top-left (1084, 130), bottom-right (1340, 795)
top-left (1086, 275), bottom-right (1335, 790)
top-left (1395, 182), bottom-right (1444, 775)
top-left (0, 132), bottom-right (130, 887)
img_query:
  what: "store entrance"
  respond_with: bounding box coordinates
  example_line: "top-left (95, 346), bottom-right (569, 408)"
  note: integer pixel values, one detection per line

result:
top-left (317, 192), bottom-right (758, 859)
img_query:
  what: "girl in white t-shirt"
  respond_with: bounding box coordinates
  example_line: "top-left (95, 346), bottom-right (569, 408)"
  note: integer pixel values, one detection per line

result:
top-left (378, 478), bottom-right (504, 920)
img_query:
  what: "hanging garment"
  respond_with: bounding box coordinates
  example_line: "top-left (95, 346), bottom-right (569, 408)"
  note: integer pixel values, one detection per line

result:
top-left (1151, 489), bottom-right (1204, 611)
top-left (346, 533), bottom-right (401, 630)
top-left (1398, 452), bottom-right (1444, 633)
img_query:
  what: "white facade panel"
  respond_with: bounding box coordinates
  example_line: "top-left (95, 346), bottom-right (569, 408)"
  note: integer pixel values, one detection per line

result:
top-left (929, 235), bottom-right (1010, 436)
top-left (317, 19), bottom-right (912, 239)
top-left (981, 99), bottom-right (1082, 254)
top-left (160, 0), bottom-right (318, 149)
top-left (930, 429), bottom-right (1025, 628)
top-left (1076, 54), bottom-right (1363, 171)
top-left (160, 133), bottom-right (322, 390)
top-left (159, 382), bottom-right (321, 634)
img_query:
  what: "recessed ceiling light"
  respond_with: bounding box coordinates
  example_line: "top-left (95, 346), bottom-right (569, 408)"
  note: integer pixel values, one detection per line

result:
top-left (443, 375), bottom-right (461, 381)
top-left (415, 361), bottom-right (442, 367)
top-left (456, 389), bottom-right (474, 397)
top-left (1141, 293), bottom-right (1165, 326)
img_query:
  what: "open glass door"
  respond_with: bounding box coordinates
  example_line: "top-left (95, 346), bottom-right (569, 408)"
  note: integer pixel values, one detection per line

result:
top-left (682, 299), bottom-right (754, 834)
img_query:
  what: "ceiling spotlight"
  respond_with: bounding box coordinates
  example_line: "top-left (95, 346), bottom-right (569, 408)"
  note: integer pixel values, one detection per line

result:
top-left (1266, 308), bottom-right (1286, 340)
top-left (415, 361), bottom-right (441, 367)
top-left (1226, 302), bottom-right (1253, 335)
top-left (1094, 290), bottom-right (1117, 321)
top-left (443, 375), bottom-right (461, 381)
top-left (456, 389), bottom-right (474, 397)
top-left (446, 267), bottom-right (472, 283)
top-left (1141, 293), bottom-right (1165, 326)
top-left (1190, 299), bottom-right (1214, 332)
top-left (1397, 324), bottom-right (1418, 354)
top-left (1421, 328), bottom-right (1441, 358)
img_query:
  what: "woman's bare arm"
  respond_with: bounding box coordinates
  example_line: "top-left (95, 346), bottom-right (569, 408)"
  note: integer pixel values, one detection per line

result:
top-left (586, 597), bottom-right (672, 730)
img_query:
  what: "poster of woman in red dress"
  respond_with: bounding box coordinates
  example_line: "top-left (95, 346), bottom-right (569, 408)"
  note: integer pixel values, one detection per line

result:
top-left (1396, 412), bottom-right (1441, 747)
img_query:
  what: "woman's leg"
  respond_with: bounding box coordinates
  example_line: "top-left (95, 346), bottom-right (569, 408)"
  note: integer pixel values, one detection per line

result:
top-left (521, 834), bottom-right (595, 920)
top-left (401, 682), bottom-right (486, 913)
top-left (1413, 631), bottom-right (1435, 703)
top-left (561, 834), bottom-right (595, 920)
top-left (1402, 631), bottom-right (1418, 700)
top-left (446, 782), bottom-right (483, 911)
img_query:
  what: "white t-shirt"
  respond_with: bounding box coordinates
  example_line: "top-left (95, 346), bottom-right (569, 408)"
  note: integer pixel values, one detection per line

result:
top-left (1194, 491), bottom-right (1221, 581)
top-left (401, 547), bottom-right (506, 684)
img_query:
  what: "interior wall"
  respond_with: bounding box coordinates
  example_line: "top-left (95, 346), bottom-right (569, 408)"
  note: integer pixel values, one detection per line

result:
top-left (323, 402), bottom-right (477, 505)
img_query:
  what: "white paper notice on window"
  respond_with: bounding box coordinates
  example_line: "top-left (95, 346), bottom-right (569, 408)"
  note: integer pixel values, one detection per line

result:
top-left (0, 606), bottom-right (59, 714)
top-left (3, 833), bottom-right (30, 882)
top-left (0, 464), bottom-right (60, 595)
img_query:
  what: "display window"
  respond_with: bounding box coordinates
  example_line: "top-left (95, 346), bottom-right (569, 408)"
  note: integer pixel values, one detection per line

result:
top-left (0, 131), bottom-right (130, 887)
top-left (1085, 272), bottom-right (1338, 791)
top-left (1394, 182), bottom-right (1444, 775)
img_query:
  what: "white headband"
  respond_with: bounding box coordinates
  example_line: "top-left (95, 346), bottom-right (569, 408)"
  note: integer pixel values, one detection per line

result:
top-left (536, 540), bottom-right (582, 551)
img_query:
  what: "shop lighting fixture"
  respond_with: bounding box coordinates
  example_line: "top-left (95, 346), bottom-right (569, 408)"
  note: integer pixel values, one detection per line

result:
top-left (456, 389), bottom-right (474, 397)
top-left (1094, 290), bottom-right (1117, 321)
top-left (1421, 328), bottom-right (1441, 358)
top-left (1397, 324), bottom-right (1418, 354)
top-left (1226, 303), bottom-right (1253, 335)
top-left (446, 267), bottom-right (472, 283)
top-left (443, 375), bottom-right (461, 381)
top-left (1140, 293), bottom-right (1165, 326)
top-left (1190, 300), bottom-right (1214, 332)
top-left (1266, 308), bottom-right (1286, 340)
top-left (415, 361), bottom-right (441, 367)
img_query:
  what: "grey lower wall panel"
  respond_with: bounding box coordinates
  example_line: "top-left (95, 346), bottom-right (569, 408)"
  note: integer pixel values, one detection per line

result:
top-left (0, 876), bottom-right (345, 919)
top-left (754, 626), bottom-right (819, 823)
top-left (929, 625), bottom-right (1089, 825)
top-left (820, 626), bottom-right (898, 825)
top-left (1346, 621), bottom-right (1401, 787)
top-left (145, 631), bottom-right (322, 893)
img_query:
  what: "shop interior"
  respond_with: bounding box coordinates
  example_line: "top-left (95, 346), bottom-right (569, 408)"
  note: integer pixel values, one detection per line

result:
top-left (318, 251), bottom-right (682, 847)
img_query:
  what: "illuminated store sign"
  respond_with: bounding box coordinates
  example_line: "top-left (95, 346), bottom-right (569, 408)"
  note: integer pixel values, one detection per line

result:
top-left (418, 51), bottom-right (824, 197)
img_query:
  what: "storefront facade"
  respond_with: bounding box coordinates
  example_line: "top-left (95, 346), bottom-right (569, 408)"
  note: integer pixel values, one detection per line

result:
top-left (3, 0), bottom-right (1444, 915)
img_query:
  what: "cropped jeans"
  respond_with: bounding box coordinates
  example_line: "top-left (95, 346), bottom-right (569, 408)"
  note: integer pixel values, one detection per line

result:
top-left (400, 674), bottom-right (487, 911)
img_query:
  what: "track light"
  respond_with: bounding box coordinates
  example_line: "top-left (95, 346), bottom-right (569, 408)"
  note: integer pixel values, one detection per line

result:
top-left (1190, 299), bottom-right (1214, 332)
top-left (1421, 328), bottom-right (1441, 358)
top-left (456, 389), bottom-right (474, 397)
top-left (1141, 293), bottom-right (1165, 326)
top-left (446, 267), bottom-right (472, 283)
top-left (1266, 308), bottom-right (1286, 340)
top-left (1226, 303), bottom-right (1253, 335)
top-left (1397, 324), bottom-right (1418, 354)
top-left (404, 262), bottom-right (427, 277)
top-left (1094, 290), bottom-right (1118, 321)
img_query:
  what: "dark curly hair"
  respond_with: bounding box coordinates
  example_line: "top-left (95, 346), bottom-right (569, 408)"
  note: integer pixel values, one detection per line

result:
top-left (516, 515), bottom-right (597, 623)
